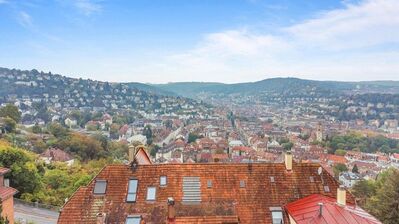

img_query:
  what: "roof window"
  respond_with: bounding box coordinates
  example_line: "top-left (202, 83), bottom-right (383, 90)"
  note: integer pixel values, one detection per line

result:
top-left (93, 180), bottom-right (107, 195)
top-left (125, 215), bottom-right (141, 224)
top-left (146, 187), bottom-right (156, 201)
top-left (127, 179), bottom-right (138, 202)
top-left (160, 176), bottom-right (167, 186)
top-left (270, 207), bottom-right (284, 224)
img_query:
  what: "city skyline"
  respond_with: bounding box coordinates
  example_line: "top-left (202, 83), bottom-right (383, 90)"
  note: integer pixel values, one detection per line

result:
top-left (1, 0), bottom-right (398, 83)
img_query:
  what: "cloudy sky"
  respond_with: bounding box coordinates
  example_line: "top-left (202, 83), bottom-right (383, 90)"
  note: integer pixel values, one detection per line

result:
top-left (0, 0), bottom-right (398, 83)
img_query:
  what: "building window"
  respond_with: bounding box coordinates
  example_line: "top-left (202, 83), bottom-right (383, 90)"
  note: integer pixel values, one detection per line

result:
top-left (146, 187), bottom-right (156, 201)
top-left (324, 185), bottom-right (330, 192)
top-left (160, 176), bottom-right (167, 186)
top-left (93, 180), bottom-right (107, 195)
top-left (127, 179), bottom-right (138, 202)
top-left (270, 207), bottom-right (284, 224)
top-left (270, 176), bottom-right (275, 183)
top-left (125, 215), bottom-right (141, 224)
top-left (207, 180), bottom-right (212, 188)
top-left (240, 180), bottom-right (246, 188)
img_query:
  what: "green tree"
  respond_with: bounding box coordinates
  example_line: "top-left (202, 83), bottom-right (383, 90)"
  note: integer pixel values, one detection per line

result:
top-left (366, 169), bottom-right (399, 224)
top-left (188, 132), bottom-right (200, 143)
top-left (0, 104), bottom-right (21, 123)
top-left (48, 123), bottom-right (69, 138)
top-left (2, 117), bottom-right (16, 133)
top-left (351, 180), bottom-right (376, 206)
top-left (333, 163), bottom-right (348, 178)
top-left (143, 125), bottom-right (153, 145)
top-left (32, 123), bottom-right (42, 134)
top-left (352, 164), bottom-right (359, 173)
top-left (335, 149), bottom-right (347, 156)
top-left (282, 142), bottom-right (294, 151)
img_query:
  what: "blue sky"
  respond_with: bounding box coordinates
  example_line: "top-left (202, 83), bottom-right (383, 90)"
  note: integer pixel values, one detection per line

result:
top-left (0, 0), bottom-right (398, 83)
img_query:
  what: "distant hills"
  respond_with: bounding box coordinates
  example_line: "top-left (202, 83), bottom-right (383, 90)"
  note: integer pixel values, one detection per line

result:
top-left (152, 78), bottom-right (399, 99)
top-left (1, 67), bottom-right (398, 106)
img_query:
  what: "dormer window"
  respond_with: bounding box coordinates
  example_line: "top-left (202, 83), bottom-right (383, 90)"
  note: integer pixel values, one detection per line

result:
top-left (125, 215), bottom-right (141, 224)
top-left (270, 207), bottom-right (284, 224)
top-left (93, 180), bottom-right (107, 195)
top-left (127, 179), bottom-right (138, 202)
top-left (146, 187), bottom-right (156, 201)
top-left (160, 176), bottom-right (167, 186)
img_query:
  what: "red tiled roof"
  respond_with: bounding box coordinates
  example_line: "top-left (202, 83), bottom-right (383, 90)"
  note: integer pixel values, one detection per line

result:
top-left (40, 148), bottom-right (73, 162)
top-left (58, 162), bottom-right (353, 224)
top-left (285, 194), bottom-right (381, 224)
top-left (0, 186), bottom-right (18, 200)
top-left (174, 215), bottom-right (239, 223)
top-left (0, 167), bottom-right (10, 175)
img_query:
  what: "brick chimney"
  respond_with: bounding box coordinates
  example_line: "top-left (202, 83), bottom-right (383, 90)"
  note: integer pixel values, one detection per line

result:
top-left (285, 151), bottom-right (293, 171)
top-left (96, 212), bottom-right (106, 224)
top-left (167, 197), bottom-right (175, 222)
top-left (337, 185), bottom-right (346, 206)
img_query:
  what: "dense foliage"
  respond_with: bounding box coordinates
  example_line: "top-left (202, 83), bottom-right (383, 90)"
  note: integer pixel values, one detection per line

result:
top-left (352, 169), bottom-right (399, 224)
top-left (327, 133), bottom-right (399, 154)
top-left (0, 140), bottom-right (116, 206)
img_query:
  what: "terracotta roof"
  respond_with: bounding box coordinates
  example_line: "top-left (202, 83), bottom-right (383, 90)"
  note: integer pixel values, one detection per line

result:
top-left (285, 194), bottom-right (381, 224)
top-left (40, 148), bottom-right (73, 162)
top-left (174, 215), bottom-right (239, 223)
top-left (58, 162), bottom-right (353, 224)
top-left (0, 186), bottom-right (18, 200)
top-left (0, 167), bottom-right (10, 175)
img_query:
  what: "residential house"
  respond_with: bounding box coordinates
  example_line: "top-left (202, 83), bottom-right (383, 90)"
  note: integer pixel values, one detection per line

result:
top-left (0, 167), bottom-right (18, 224)
top-left (58, 151), bottom-right (381, 223)
top-left (40, 148), bottom-right (75, 166)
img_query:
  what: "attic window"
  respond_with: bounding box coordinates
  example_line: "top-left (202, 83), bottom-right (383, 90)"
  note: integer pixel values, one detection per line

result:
top-left (324, 185), bottom-right (330, 192)
top-left (125, 215), bottom-right (141, 224)
top-left (310, 176), bottom-right (315, 182)
top-left (240, 180), bottom-right (246, 188)
top-left (93, 180), bottom-right (107, 194)
top-left (160, 176), bottom-right (167, 186)
top-left (207, 180), bottom-right (212, 188)
top-left (270, 207), bottom-right (284, 224)
top-left (146, 187), bottom-right (156, 201)
top-left (270, 176), bottom-right (275, 183)
top-left (127, 179), bottom-right (138, 202)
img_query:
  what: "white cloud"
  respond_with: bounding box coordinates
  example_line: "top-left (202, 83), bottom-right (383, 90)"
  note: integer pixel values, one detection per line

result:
top-left (73, 0), bottom-right (102, 16)
top-left (17, 11), bottom-right (33, 28)
top-left (0, 0), bottom-right (8, 4)
top-left (154, 0), bottom-right (399, 83)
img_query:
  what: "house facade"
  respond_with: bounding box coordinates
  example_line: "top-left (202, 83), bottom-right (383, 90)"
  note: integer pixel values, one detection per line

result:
top-left (0, 167), bottom-right (18, 224)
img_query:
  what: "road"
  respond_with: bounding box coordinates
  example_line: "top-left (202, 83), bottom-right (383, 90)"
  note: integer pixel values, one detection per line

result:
top-left (14, 202), bottom-right (59, 224)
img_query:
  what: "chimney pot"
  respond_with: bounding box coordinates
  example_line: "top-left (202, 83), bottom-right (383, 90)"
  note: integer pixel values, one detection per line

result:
top-left (96, 212), bottom-right (106, 224)
top-left (318, 203), bottom-right (323, 216)
top-left (167, 197), bottom-right (175, 221)
top-left (285, 151), bottom-right (293, 171)
top-left (337, 185), bottom-right (346, 206)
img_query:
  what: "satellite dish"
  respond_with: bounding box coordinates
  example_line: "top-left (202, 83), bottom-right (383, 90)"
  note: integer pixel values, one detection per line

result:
top-left (318, 167), bottom-right (323, 175)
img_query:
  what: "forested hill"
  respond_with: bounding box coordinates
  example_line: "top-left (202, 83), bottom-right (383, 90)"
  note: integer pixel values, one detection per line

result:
top-left (153, 78), bottom-right (399, 98)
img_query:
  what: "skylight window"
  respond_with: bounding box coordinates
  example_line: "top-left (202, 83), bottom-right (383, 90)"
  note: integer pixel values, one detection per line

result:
top-left (207, 180), bottom-right (212, 188)
top-left (93, 180), bottom-right (107, 194)
top-left (324, 185), bottom-right (330, 192)
top-left (127, 179), bottom-right (138, 202)
top-left (310, 176), bottom-right (315, 182)
top-left (160, 176), bottom-right (167, 186)
top-left (270, 207), bottom-right (284, 224)
top-left (240, 180), bottom-right (246, 188)
top-left (271, 211), bottom-right (283, 224)
top-left (270, 176), bottom-right (275, 183)
top-left (125, 215), bottom-right (141, 224)
top-left (146, 187), bottom-right (156, 201)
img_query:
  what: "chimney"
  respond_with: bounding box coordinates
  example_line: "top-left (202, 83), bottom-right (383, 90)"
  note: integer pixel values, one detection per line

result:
top-left (128, 146), bottom-right (136, 163)
top-left (167, 197), bottom-right (175, 222)
top-left (337, 185), bottom-right (346, 206)
top-left (318, 203), bottom-right (323, 216)
top-left (96, 212), bottom-right (106, 224)
top-left (285, 151), bottom-right (293, 171)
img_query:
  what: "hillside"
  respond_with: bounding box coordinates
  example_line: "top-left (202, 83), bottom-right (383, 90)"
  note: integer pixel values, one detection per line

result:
top-left (153, 78), bottom-right (399, 99)
top-left (0, 67), bottom-right (204, 113)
